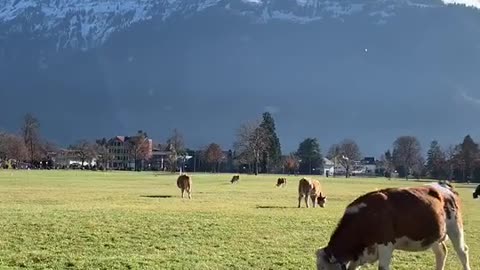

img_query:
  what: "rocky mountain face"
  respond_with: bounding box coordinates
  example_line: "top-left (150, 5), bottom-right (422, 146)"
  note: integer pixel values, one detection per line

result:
top-left (0, 0), bottom-right (454, 50)
top-left (1, 0), bottom-right (480, 153)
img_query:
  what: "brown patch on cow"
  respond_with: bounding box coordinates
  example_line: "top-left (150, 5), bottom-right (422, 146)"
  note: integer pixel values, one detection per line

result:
top-left (474, 185), bottom-right (480, 199)
top-left (298, 178), bottom-right (326, 208)
top-left (324, 185), bottom-right (462, 263)
top-left (276, 178), bottom-right (287, 187)
top-left (177, 174), bottom-right (192, 199)
top-left (231, 175), bottom-right (240, 184)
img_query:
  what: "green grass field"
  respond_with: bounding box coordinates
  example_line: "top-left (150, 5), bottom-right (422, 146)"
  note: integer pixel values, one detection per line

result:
top-left (0, 171), bottom-right (478, 270)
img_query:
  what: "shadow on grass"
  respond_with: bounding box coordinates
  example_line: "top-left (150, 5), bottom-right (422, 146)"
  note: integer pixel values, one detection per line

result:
top-left (140, 195), bottom-right (173, 199)
top-left (256, 205), bottom-right (292, 209)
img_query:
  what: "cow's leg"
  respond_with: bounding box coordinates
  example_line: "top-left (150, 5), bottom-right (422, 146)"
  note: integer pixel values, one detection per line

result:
top-left (181, 188), bottom-right (185, 199)
top-left (305, 195), bottom-right (310, 208)
top-left (188, 188), bottom-right (192, 199)
top-left (347, 262), bottom-right (360, 270)
top-left (447, 221), bottom-right (471, 270)
top-left (377, 244), bottom-right (393, 270)
top-left (298, 195), bottom-right (303, 208)
top-left (432, 241), bottom-right (447, 270)
top-left (311, 195), bottom-right (317, 208)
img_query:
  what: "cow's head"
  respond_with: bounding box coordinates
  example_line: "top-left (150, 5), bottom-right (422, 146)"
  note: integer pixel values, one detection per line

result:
top-left (317, 195), bottom-right (327, 208)
top-left (315, 248), bottom-right (346, 270)
top-left (474, 185), bottom-right (480, 199)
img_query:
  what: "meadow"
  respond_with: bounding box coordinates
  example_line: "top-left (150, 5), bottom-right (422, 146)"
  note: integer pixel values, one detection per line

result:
top-left (0, 171), bottom-right (478, 270)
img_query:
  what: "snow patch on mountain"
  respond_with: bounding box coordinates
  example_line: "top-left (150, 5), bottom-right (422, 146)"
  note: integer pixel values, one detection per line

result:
top-left (0, 0), bottom-right (477, 50)
top-left (442, 0), bottom-right (480, 9)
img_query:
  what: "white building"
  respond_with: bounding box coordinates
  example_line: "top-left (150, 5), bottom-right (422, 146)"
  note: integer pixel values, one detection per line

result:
top-left (55, 149), bottom-right (96, 168)
top-left (323, 158), bottom-right (335, 176)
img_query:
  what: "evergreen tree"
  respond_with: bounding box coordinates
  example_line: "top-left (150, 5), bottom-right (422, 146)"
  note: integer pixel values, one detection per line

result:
top-left (296, 138), bottom-right (322, 175)
top-left (260, 112), bottom-right (282, 173)
top-left (456, 135), bottom-right (480, 182)
top-left (426, 140), bottom-right (447, 180)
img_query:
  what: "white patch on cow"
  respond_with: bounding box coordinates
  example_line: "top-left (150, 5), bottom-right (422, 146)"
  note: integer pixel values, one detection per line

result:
top-left (349, 244), bottom-right (380, 267)
top-left (378, 243), bottom-right (395, 270)
top-left (394, 236), bottom-right (432, 252)
top-left (428, 183), bottom-right (455, 197)
top-left (345, 202), bottom-right (367, 214)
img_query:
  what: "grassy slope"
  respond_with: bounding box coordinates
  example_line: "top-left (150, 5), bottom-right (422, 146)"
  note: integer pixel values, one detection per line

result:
top-left (0, 171), bottom-right (478, 269)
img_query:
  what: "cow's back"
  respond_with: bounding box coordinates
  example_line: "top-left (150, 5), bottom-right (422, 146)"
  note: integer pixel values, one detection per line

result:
top-left (298, 178), bottom-right (312, 195)
top-left (177, 174), bottom-right (192, 190)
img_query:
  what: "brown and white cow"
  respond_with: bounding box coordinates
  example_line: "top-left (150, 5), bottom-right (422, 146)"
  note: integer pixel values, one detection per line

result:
top-left (473, 185), bottom-right (480, 199)
top-left (298, 178), bottom-right (327, 208)
top-left (276, 177), bottom-right (287, 187)
top-left (231, 175), bottom-right (240, 184)
top-left (177, 174), bottom-right (192, 199)
top-left (315, 183), bottom-right (471, 270)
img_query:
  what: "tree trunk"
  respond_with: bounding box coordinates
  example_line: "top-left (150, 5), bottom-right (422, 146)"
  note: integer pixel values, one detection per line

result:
top-left (309, 159), bottom-right (312, 175)
top-left (193, 154), bottom-right (196, 173)
top-left (333, 158), bottom-right (336, 178)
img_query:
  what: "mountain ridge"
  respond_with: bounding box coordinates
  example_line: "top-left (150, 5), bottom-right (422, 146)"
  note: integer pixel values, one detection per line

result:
top-left (1, 0), bottom-right (471, 50)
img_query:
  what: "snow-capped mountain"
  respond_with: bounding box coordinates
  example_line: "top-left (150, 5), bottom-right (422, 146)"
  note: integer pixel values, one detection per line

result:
top-left (0, 0), bottom-right (471, 50)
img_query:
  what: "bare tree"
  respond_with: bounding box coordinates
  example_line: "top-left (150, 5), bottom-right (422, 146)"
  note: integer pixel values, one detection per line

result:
top-left (336, 139), bottom-right (362, 178)
top-left (167, 129), bottom-right (186, 172)
top-left (128, 131), bottom-right (151, 171)
top-left (22, 113), bottom-right (41, 165)
top-left (204, 143), bottom-right (224, 172)
top-left (234, 120), bottom-right (269, 175)
top-left (392, 136), bottom-right (422, 180)
top-left (426, 140), bottom-right (447, 180)
top-left (380, 150), bottom-right (395, 179)
top-left (69, 140), bottom-right (97, 167)
top-left (283, 153), bottom-right (300, 175)
top-left (445, 145), bottom-right (458, 181)
top-left (327, 144), bottom-right (342, 177)
top-left (0, 132), bottom-right (28, 167)
top-left (96, 138), bottom-right (114, 170)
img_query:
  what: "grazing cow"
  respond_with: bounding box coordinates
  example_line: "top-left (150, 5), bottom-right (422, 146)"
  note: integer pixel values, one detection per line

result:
top-left (177, 174), bottom-right (192, 199)
top-left (315, 183), bottom-right (471, 270)
top-left (276, 177), bottom-right (287, 187)
top-left (298, 178), bottom-right (327, 208)
top-left (231, 175), bottom-right (240, 184)
top-left (473, 185), bottom-right (480, 199)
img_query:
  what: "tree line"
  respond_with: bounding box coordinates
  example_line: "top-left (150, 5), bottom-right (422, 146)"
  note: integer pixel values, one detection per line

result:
top-left (1, 113), bottom-right (480, 182)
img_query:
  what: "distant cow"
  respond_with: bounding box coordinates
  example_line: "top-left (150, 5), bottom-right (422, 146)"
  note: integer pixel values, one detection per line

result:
top-left (315, 183), bottom-right (471, 270)
top-left (298, 178), bottom-right (327, 208)
top-left (474, 185), bottom-right (480, 199)
top-left (176, 174), bottom-right (192, 199)
top-left (276, 178), bottom-right (287, 187)
top-left (231, 175), bottom-right (240, 184)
